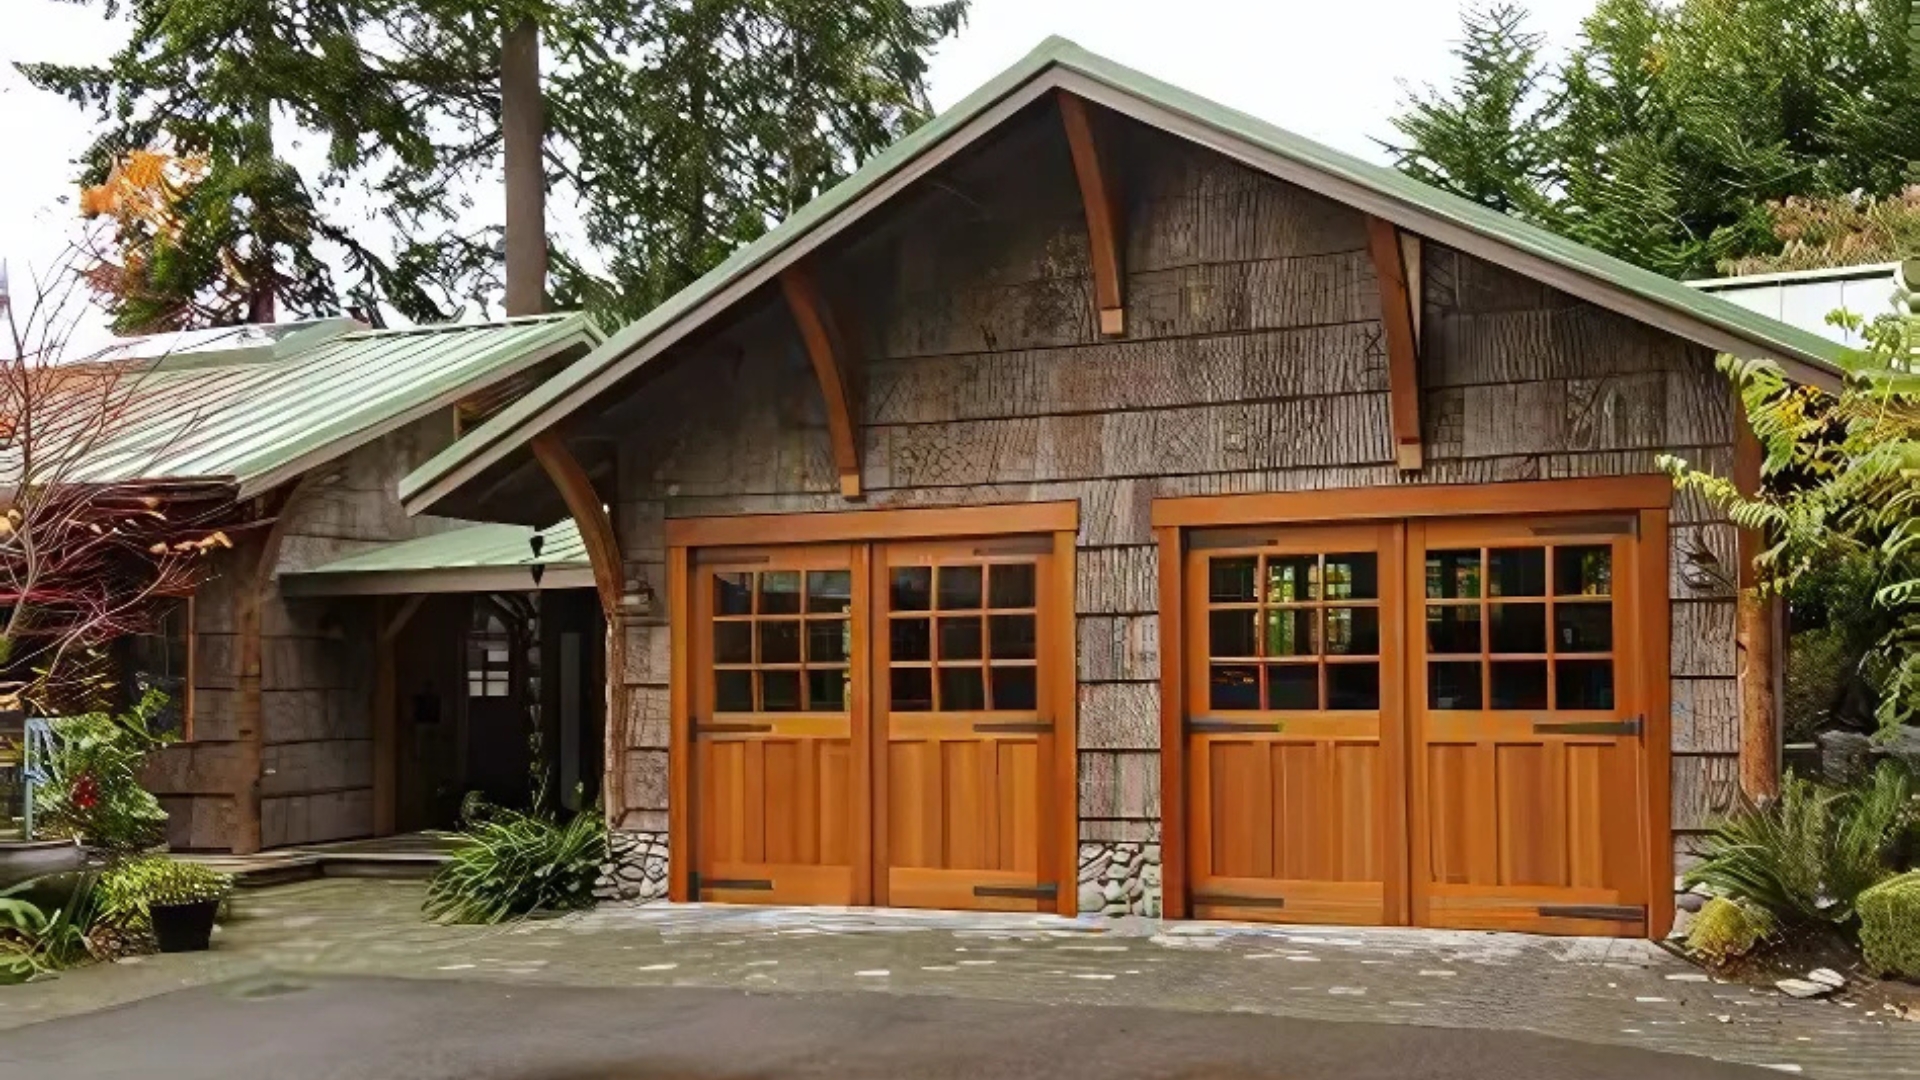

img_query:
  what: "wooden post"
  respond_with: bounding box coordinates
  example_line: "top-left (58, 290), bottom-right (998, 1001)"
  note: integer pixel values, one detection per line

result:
top-left (372, 594), bottom-right (426, 837)
top-left (232, 479), bottom-right (315, 854)
top-left (502, 16), bottom-right (546, 317)
top-left (530, 430), bottom-right (628, 824)
top-left (1733, 401), bottom-right (1779, 801)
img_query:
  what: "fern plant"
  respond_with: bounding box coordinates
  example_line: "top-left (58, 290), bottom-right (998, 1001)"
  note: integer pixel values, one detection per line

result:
top-left (422, 795), bottom-right (607, 925)
top-left (1663, 311), bottom-right (1920, 738)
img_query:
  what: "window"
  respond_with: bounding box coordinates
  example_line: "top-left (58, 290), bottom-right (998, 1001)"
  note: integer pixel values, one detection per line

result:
top-left (117, 597), bottom-right (192, 737)
top-left (1423, 543), bottom-right (1614, 711)
top-left (468, 609), bottom-right (514, 699)
top-left (1204, 551), bottom-right (1382, 712)
top-left (886, 560), bottom-right (1038, 713)
top-left (711, 568), bottom-right (853, 713)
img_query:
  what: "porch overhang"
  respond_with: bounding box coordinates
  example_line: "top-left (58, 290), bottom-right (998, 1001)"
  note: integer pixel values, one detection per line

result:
top-left (280, 519), bottom-right (593, 597)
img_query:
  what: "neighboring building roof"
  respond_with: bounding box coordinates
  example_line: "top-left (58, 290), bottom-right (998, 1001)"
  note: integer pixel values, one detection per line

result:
top-left (279, 519), bottom-right (591, 597)
top-left (70, 313), bottom-right (602, 499)
top-left (399, 35), bottom-right (1849, 515)
top-left (1688, 262), bottom-right (1911, 349)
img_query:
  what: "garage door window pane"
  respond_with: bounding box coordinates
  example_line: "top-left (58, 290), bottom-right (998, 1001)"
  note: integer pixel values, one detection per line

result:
top-left (761, 671), bottom-right (802, 712)
top-left (1488, 548), bottom-right (1546, 597)
top-left (1488, 603), bottom-right (1545, 654)
top-left (1426, 550), bottom-right (1480, 599)
top-left (1209, 664), bottom-right (1260, 710)
top-left (1265, 556), bottom-right (1318, 603)
top-left (1325, 607), bottom-right (1378, 655)
top-left (1327, 663), bottom-right (1379, 710)
top-left (714, 621), bottom-right (752, 664)
top-left (807, 669), bottom-right (847, 711)
top-left (1489, 660), bottom-right (1548, 710)
top-left (759, 620), bottom-right (801, 664)
top-left (1211, 609), bottom-right (1258, 658)
top-left (806, 570), bottom-right (852, 613)
top-left (989, 614), bottom-right (1036, 660)
top-left (1426, 605), bottom-right (1480, 654)
top-left (760, 571), bottom-right (802, 614)
top-left (1554, 546), bottom-right (1611, 596)
top-left (1555, 660), bottom-right (1614, 710)
top-left (939, 616), bottom-right (983, 661)
top-left (1323, 553), bottom-right (1377, 600)
top-left (936, 565), bottom-right (983, 610)
top-left (1554, 604), bottom-right (1611, 653)
top-left (891, 567), bottom-right (932, 611)
top-left (989, 563), bottom-right (1036, 608)
top-left (715, 573), bottom-right (754, 615)
top-left (892, 618), bottom-right (931, 662)
top-left (891, 667), bottom-right (932, 711)
top-left (991, 666), bottom-right (1038, 711)
top-left (1266, 664), bottom-right (1318, 710)
top-left (1429, 661), bottom-right (1481, 710)
top-left (1264, 608), bottom-right (1318, 657)
top-left (715, 670), bottom-right (754, 713)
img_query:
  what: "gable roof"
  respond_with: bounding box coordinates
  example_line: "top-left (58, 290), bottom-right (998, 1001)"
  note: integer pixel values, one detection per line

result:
top-left (399, 36), bottom-right (1849, 515)
top-left (68, 313), bottom-right (601, 499)
top-left (280, 519), bottom-right (591, 597)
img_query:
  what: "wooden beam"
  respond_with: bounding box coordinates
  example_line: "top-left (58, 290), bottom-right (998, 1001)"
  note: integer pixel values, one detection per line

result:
top-left (1154, 524), bottom-right (1187, 920)
top-left (779, 265), bottom-right (864, 499)
top-left (1151, 475), bottom-right (1676, 530)
top-left (1058, 91), bottom-right (1125, 337)
top-left (530, 429), bottom-right (629, 824)
top-left (1733, 401), bottom-right (1779, 802)
top-left (665, 500), bottom-right (1079, 549)
top-left (232, 477), bottom-right (318, 854)
top-left (1366, 216), bottom-right (1423, 471)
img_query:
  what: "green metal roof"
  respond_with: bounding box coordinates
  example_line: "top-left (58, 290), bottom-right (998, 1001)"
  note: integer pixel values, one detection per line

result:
top-left (400, 36), bottom-right (1850, 514)
top-left (71, 313), bottom-right (601, 498)
top-left (280, 519), bottom-right (590, 596)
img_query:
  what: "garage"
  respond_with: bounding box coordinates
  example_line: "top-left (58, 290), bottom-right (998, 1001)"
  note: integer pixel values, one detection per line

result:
top-left (1159, 483), bottom-right (1670, 937)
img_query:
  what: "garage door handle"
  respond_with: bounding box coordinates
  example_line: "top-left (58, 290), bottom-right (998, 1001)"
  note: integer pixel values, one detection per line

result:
top-left (1187, 718), bottom-right (1284, 734)
top-left (1532, 717), bottom-right (1642, 736)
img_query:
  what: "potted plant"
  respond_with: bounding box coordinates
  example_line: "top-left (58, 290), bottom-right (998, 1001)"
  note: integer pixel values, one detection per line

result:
top-left (103, 857), bottom-right (232, 953)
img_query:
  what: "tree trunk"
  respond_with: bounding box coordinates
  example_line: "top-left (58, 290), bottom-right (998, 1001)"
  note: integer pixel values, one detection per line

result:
top-left (502, 16), bottom-right (547, 318)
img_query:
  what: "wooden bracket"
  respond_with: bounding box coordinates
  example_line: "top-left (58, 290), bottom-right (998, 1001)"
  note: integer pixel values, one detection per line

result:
top-left (1366, 216), bottom-right (1423, 471)
top-left (530, 428), bottom-right (630, 825)
top-left (1058, 91), bottom-right (1125, 337)
top-left (379, 594), bottom-right (427, 645)
top-left (779, 265), bottom-right (864, 500)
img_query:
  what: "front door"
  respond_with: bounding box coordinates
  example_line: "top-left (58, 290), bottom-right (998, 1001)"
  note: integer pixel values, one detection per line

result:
top-left (1408, 516), bottom-right (1650, 935)
top-left (691, 545), bottom-right (863, 905)
top-left (1183, 524), bottom-right (1405, 924)
top-left (874, 539), bottom-right (1059, 911)
top-left (687, 535), bottom-right (1062, 911)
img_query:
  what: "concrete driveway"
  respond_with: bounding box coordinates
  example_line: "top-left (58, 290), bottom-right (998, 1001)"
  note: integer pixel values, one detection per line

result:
top-left (3, 879), bottom-right (1916, 1078)
top-left (1, 974), bottom-right (1782, 1080)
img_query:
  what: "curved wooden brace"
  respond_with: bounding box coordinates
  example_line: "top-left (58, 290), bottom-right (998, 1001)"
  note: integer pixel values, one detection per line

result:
top-left (530, 429), bottom-right (630, 823)
top-left (1366, 216), bottom-right (1424, 471)
top-left (779, 266), bottom-right (864, 499)
top-left (1058, 90), bottom-right (1125, 337)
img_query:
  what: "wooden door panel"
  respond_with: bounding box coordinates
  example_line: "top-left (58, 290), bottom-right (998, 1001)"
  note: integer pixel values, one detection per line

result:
top-left (691, 546), bottom-right (862, 906)
top-left (1183, 523), bottom-right (1403, 926)
top-left (876, 540), bottom-right (1056, 912)
top-left (1408, 518), bottom-right (1650, 936)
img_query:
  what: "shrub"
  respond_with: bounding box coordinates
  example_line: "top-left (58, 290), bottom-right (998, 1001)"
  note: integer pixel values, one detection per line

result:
top-left (0, 875), bottom-right (99, 983)
top-left (422, 796), bottom-right (607, 925)
top-left (1685, 762), bottom-right (1915, 926)
top-left (96, 857), bottom-right (231, 932)
top-left (1686, 896), bottom-right (1776, 964)
top-left (33, 692), bottom-right (174, 852)
top-left (1858, 871), bottom-right (1920, 978)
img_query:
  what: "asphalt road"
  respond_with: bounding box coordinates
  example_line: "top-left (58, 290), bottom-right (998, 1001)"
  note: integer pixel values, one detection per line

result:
top-left (0, 974), bottom-right (1777, 1080)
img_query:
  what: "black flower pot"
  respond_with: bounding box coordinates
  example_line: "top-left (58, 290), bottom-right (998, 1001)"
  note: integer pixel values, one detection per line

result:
top-left (150, 899), bottom-right (220, 953)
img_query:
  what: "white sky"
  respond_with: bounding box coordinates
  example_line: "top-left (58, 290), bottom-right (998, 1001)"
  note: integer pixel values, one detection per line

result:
top-left (0, 0), bottom-right (1594, 350)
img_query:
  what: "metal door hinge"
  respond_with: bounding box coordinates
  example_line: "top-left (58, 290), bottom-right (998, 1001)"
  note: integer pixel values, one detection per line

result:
top-left (973, 882), bottom-right (1058, 900)
top-left (1191, 893), bottom-right (1288, 909)
top-left (1187, 717), bottom-right (1284, 735)
top-left (695, 721), bottom-right (775, 736)
top-left (1538, 903), bottom-right (1645, 923)
top-left (1533, 716), bottom-right (1642, 737)
top-left (973, 721), bottom-right (1052, 734)
top-left (694, 875), bottom-right (775, 892)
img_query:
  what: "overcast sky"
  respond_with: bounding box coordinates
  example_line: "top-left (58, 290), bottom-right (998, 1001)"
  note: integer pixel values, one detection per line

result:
top-left (0, 0), bottom-right (1594, 349)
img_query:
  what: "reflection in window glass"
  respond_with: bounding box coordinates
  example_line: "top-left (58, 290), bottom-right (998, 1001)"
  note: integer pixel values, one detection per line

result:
top-left (1555, 660), bottom-right (1614, 710)
top-left (1325, 608), bottom-right (1378, 655)
top-left (1426, 550), bottom-right (1480, 599)
top-left (1209, 664), bottom-right (1260, 711)
top-left (1323, 553), bottom-right (1378, 601)
top-left (989, 563), bottom-right (1037, 608)
top-left (761, 670), bottom-right (802, 711)
top-left (1554, 546), bottom-right (1611, 596)
top-left (936, 565), bottom-right (983, 610)
top-left (758, 620), bottom-right (801, 664)
top-left (1210, 609), bottom-right (1258, 658)
top-left (1429, 661), bottom-right (1481, 709)
top-left (714, 573), bottom-right (753, 615)
top-left (806, 570), bottom-right (852, 613)
top-left (891, 618), bottom-right (931, 662)
top-left (1489, 660), bottom-right (1548, 709)
top-left (1426, 605), bottom-right (1481, 654)
top-left (1265, 556), bottom-right (1318, 603)
top-left (1488, 548), bottom-right (1547, 597)
top-left (890, 567), bottom-right (932, 611)
top-left (1554, 604), bottom-right (1612, 653)
top-left (989, 614), bottom-right (1036, 660)
top-left (808, 669), bottom-right (847, 711)
top-left (1488, 603), bottom-right (1546, 654)
top-left (1209, 557), bottom-right (1256, 603)
top-left (1264, 608), bottom-right (1317, 657)
top-left (1266, 664), bottom-right (1319, 710)
top-left (991, 666), bottom-right (1038, 711)
top-left (1327, 663), bottom-right (1380, 710)
top-left (806, 620), bottom-right (848, 664)
top-left (939, 667), bottom-right (986, 711)
top-left (760, 571), bottom-right (802, 614)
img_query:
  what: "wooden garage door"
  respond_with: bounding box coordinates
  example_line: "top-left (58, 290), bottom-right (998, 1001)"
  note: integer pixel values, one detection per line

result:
top-left (1182, 524), bottom-right (1406, 924)
top-left (690, 545), bottom-right (864, 905)
top-left (1408, 517), bottom-right (1650, 935)
top-left (1176, 513), bottom-right (1653, 934)
top-left (874, 539), bottom-right (1059, 911)
top-left (687, 535), bottom-right (1061, 912)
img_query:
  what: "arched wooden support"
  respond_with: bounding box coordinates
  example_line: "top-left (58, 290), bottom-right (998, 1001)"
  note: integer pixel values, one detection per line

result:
top-left (530, 429), bottom-right (630, 822)
top-left (1366, 216), bottom-right (1424, 471)
top-left (1058, 91), bottom-right (1125, 337)
top-left (779, 266), bottom-right (864, 499)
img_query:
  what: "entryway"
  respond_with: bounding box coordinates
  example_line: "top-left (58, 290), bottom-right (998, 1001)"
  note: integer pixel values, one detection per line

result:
top-left (1175, 507), bottom-right (1660, 936)
top-left (683, 525), bottom-right (1072, 914)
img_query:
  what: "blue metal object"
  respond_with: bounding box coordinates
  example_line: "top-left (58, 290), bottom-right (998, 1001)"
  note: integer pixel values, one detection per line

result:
top-left (19, 717), bottom-right (54, 841)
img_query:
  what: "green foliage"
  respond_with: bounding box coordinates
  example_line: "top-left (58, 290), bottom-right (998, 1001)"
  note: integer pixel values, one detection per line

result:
top-left (32, 691), bottom-right (173, 852)
top-left (0, 875), bottom-right (100, 984)
top-left (422, 795), bottom-right (607, 925)
top-left (1722, 188), bottom-right (1920, 277)
top-left (1858, 870), bottom-right (1920, 978)
top-left (18, 0), bottom-right (967, 327)
top-left (1783, 551), bottom-right (1891, 741)
top-left (1685, 896), bottom-right (1776, 965)
top-left (1384, 0), bottom-right (1920, 278)
top-left (97, 857), bottom-right (232, 929)
top-left (1685, 764), bottom-right (1915, 926)
top-left (1667, 311), bottom-right (1920, 738)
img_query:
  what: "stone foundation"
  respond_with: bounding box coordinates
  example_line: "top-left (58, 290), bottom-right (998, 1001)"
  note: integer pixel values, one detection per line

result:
top-left (1077, 841), bottom-right (1161, 917)
top-left (596, 829), bottom-right (669, 903)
